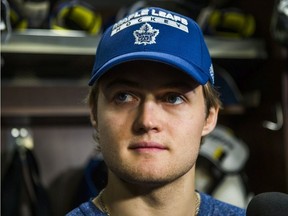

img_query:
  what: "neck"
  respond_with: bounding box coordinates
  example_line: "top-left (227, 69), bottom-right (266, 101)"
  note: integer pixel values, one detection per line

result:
top-left (94, 167), bottom-right (198, 216)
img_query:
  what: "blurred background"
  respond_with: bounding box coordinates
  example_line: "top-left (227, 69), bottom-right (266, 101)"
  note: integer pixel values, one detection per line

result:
top-left (1, 0), bottom-right (287, 215)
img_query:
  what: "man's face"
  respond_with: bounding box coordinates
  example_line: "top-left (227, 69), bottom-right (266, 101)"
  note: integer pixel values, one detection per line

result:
top-left (94, 61), bottom-right (217, 186)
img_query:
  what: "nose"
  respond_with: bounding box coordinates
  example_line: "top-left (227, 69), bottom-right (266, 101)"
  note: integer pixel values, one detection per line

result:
top-left (132, 100), bottom-right (162, 134)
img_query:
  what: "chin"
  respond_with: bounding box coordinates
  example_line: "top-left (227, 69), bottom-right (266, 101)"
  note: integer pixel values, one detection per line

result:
top-left (121, 174), bottom-right (174, 188)
top-left (112, 164), bottom-right (193, 188)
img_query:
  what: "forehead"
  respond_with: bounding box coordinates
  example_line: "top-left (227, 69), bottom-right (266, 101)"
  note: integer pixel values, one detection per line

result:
top-left (98, 60), bottom-right (199, 89)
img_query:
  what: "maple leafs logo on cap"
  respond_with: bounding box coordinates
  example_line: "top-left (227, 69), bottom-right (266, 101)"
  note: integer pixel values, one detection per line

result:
top-left (133, 23), bottom-right (159, 45)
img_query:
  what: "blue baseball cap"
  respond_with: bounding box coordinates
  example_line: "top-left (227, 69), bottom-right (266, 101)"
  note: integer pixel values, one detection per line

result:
top-left (89, 7), bottom-right (214, 86)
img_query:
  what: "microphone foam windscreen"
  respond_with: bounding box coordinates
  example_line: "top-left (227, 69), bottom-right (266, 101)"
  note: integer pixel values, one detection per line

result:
top-left (247, 192), bottom-right (288, 216)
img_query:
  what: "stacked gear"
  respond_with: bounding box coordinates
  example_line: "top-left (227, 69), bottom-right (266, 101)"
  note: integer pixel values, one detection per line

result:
top-left (271, 0), bottom-right (288, 46)
top-left (195, 125), bottom-right (251, 208)
top-left (202, 7), bottom-right (256, 38)
top-left (6, 0), bottom-right (28, 29)
top-left (7, 0), bottom-right (50, 29)
top-left (5, 0), bottom-right (102, 33)
top-left (117, 1), bottom-right (256, 39)
top-left (49, 0), bottom-right (102, 34)
top-left (9, 6), bottom-right (27, 29)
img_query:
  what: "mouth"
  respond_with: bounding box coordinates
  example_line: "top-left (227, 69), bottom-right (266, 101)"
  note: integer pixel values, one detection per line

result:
top-left (129, 141), bottom-right (168, 153)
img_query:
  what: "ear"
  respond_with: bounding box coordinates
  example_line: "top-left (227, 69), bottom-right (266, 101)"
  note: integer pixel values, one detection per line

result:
top-left (202, 106), bottom-right (219, 136)
top-left (90, 105), bottom-right (98, 128)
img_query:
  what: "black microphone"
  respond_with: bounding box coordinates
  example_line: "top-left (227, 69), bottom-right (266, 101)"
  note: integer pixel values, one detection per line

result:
top-left (246, 192), bottom-right (288, 216)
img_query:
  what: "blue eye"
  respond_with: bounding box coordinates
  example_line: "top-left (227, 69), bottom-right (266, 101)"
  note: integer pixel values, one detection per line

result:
top-left (165, 94), bottom-right (184, 105)
top-left (114, 92), bottom-right (134, 103)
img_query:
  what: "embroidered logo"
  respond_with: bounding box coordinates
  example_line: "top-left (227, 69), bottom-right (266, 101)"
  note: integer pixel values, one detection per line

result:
top-left (133, 23), bottom-right (159, 45)
top-left (209, 64), bottom-right (215, 84)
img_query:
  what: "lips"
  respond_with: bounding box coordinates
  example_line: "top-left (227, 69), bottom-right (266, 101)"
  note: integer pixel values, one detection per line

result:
top-left (129, 142), bottom-right (168, 152)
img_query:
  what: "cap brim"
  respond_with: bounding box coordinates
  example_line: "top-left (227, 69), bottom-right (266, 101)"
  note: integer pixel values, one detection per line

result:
top-left (88, 51), bottom-right (210, 86)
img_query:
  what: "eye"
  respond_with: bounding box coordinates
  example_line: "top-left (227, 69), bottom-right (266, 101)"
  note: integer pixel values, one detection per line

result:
top-left (164, 93), bottom-right (185, 105)
top-left (114, 92), bottom-right (135, 104)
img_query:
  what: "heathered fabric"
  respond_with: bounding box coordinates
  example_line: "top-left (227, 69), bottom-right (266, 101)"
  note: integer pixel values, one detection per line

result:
top-left (66, 192), bottom-right (246, 216)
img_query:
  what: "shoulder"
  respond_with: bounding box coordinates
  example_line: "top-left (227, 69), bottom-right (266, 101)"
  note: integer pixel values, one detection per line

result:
top-left (66, 200), bottom-right (106, 216)
top-left (198, 192), bottom-right (246, 216)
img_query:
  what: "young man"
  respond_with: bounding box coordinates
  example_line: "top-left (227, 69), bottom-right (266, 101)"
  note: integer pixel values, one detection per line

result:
top-left (67, 7), bottom-right (246, 216)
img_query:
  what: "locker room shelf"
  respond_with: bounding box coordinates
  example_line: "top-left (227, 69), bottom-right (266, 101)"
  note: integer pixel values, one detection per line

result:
top-left (1, 29), bottom-right (267, 59)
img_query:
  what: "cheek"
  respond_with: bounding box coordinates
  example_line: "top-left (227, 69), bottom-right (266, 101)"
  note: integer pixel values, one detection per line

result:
top-left (176, 108), bottom-right (207, 135)
top-left (178, 114), bottom-right (206, 149)
top-left (97, 111), bottom-right (131, 150)
top-left (167, 111), bottom-right (205, 146)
